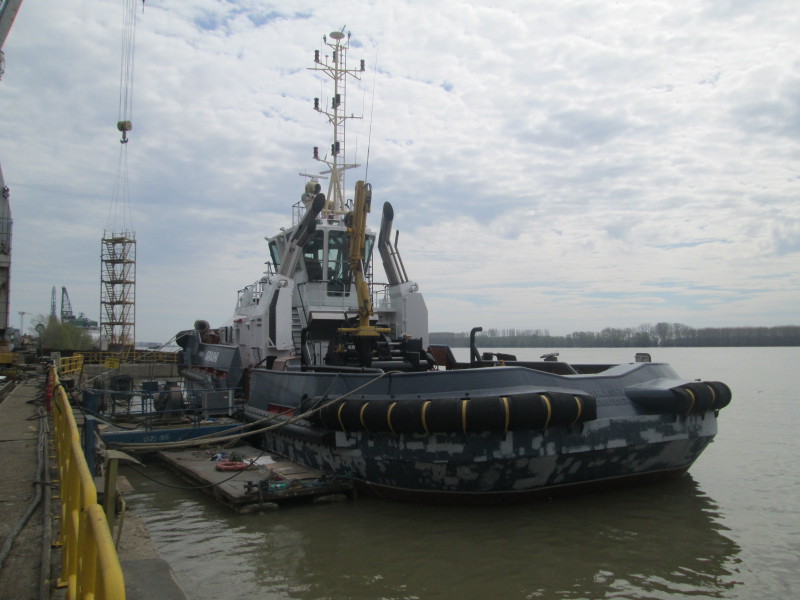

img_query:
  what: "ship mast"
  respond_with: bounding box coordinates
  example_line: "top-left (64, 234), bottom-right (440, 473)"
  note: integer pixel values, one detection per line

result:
top-left (308, 30), bottom-right (365, 217)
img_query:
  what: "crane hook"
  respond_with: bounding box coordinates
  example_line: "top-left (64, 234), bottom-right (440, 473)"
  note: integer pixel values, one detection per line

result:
top-left (117, 120), bottom-right (132, 144)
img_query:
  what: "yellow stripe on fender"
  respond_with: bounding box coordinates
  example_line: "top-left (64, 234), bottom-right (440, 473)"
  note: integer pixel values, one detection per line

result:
top-left (571, 395), bottom-right (583, 426)
top-left (704, 383), bottom-right (716, 406)
top-left (359, 402), bottom-right (370, 432)
top-left (461, 399), bottom-right (469, 433)
top-left (337, 402), bottom-right (347, 432)
top-left (386, 402), bottom-right (398, 435)
top-left (421, 400), bottom-right (431, 434)
top-left (684, 387), bottom-right (696, 414)
top-left (540, 394), bottom-right (552, 428)
top-left (500, 396), bottom-right (510, 433)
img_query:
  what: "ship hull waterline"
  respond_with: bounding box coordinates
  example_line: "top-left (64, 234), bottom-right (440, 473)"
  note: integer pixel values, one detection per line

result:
top-left (256, 425), bottom-right (715, 504)
top-left (242, 363), bottom-right (720, 504)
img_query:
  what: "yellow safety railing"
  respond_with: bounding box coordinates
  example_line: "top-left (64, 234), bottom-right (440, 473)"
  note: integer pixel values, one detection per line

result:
top-left (79, 350), bottom-right (178, 365)
top-left (59, 354), bottom-right (85, 377)
top-left (50, 367), bottom-right (126, 600)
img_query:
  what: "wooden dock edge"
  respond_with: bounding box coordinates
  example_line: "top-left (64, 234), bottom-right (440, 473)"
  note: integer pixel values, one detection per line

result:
top-left (154, 444), bottom-right (353, 512)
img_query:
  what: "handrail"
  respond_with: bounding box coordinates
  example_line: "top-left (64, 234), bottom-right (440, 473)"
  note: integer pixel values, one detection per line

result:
top-left (78, 350), bottom-right (178, 365)
top-left (50, 367), bottom-right (126, 599)
top-left (59, 354), bottom-right (84, 377)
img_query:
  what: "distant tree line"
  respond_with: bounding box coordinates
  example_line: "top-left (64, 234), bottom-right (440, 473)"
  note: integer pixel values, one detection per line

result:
top-left (429, 324), bottom-right (800, 348)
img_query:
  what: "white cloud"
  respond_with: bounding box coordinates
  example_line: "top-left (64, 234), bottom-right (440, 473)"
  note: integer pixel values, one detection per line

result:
top-left (1, 0), bottom-right (798, 342)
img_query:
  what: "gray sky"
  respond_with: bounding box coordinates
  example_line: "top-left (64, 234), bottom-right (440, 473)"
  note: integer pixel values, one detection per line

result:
top-left (1, 0), bottom-right (798, 343)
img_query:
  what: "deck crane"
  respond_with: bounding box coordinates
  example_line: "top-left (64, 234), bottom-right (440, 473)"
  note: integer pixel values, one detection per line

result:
top-left (336, 180), bottom-right (391, 366)
top-left (0, 0), bottom-right (24, 349)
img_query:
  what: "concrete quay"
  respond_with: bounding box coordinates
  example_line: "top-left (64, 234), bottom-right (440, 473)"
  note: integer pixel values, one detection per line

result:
top-left (0, 376), bottom-right (188, 600)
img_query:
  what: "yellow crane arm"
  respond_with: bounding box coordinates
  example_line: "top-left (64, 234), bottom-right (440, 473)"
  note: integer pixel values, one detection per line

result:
top-left (341, 181), bottom-right (389, 337)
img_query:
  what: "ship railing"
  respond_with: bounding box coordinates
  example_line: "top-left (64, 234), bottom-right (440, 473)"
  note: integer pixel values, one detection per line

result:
top-left (49, 366), bottom-right (126, 600)
top-left (297, 280), bottom-right (358, 308)
top-left (292, 198), bottom-right (349, 227)
top-left (292, 199), bottom-right (307, 226)
top-left (372, 282), bottom-right (392, 310)
top-left (294, 280), bottom-right (392, 312)
top-left (82, 383), bottom-right (239, 421)
top-left (237, 280), bottom-right (266, 308)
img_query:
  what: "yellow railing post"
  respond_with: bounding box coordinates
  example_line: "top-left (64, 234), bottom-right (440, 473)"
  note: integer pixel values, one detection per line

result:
top-left (58, 354), bottom-right (85, 377)
top-left (78, 350), bottom-right (178, 365)
top-left (50, 366), bottom-right (126, 600)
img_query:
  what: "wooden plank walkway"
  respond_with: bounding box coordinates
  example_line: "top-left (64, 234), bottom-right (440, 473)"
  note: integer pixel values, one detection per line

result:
top-left (156, 444), bottom-right (353, 512)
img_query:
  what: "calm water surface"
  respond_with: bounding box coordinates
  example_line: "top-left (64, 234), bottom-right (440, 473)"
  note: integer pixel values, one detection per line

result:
top-left (122, 347), bottom-right (800, 599)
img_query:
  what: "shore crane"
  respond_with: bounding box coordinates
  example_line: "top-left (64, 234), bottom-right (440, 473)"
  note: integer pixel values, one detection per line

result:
top-left (60, 286), bottom-right (75, 323)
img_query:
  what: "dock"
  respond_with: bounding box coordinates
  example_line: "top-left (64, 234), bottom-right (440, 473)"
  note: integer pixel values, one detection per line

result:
top-left (0, 376), bottom-right (189, 600)
top-left (0, 379), bottom-right (46, 600)
top-left (156, 443), bottom-right (354, 512)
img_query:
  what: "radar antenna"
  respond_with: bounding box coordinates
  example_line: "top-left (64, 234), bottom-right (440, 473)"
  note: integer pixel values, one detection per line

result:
top-left (308, 29), bottom-right (365, 217)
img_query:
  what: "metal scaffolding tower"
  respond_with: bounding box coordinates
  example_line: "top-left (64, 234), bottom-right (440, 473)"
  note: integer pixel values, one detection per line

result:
top-left (100, 231), bottom-right (135, 350)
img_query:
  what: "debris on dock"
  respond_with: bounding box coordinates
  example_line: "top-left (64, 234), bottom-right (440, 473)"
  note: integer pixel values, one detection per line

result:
top-left (156, 444), bottom-right (353, 512)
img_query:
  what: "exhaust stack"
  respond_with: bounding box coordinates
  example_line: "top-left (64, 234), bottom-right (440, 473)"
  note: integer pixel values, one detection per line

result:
top-left (279, 192), bottom-right (326, 276)
top-left (378, 202), bottom-right (408, 286)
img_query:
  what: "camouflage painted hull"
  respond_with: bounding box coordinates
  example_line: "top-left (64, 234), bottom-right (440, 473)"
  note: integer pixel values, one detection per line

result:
top-left (244, 362), bottom-right (729, 503)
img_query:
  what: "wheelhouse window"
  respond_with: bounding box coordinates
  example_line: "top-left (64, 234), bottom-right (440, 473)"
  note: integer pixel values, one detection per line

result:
top-left (327, 230), bottom-right (351, 296)
top-left (269, 239), bottom-right (282, 272)
top-left (303, 230), bottom-right (325, 281)
top-left (292, 229), bottom-right (376, 296)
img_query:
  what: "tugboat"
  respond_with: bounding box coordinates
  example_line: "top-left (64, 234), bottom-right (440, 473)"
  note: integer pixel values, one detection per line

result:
top-left (175, 30), bottom-right (731, 503)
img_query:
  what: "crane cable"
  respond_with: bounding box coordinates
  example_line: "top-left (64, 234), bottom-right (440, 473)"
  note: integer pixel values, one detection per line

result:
top-left (117, 0), bottom-right (137, 144)
top-left (106, 0), bottom-right (138, 234)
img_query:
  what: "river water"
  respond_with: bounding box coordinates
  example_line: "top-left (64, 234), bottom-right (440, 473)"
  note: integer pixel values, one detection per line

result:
top-left (121, 347), bottom-right (800, 599)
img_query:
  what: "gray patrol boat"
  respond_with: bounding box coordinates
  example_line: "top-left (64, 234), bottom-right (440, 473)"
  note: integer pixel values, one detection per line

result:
top-left (175, 30), bottom-right (731, 503)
